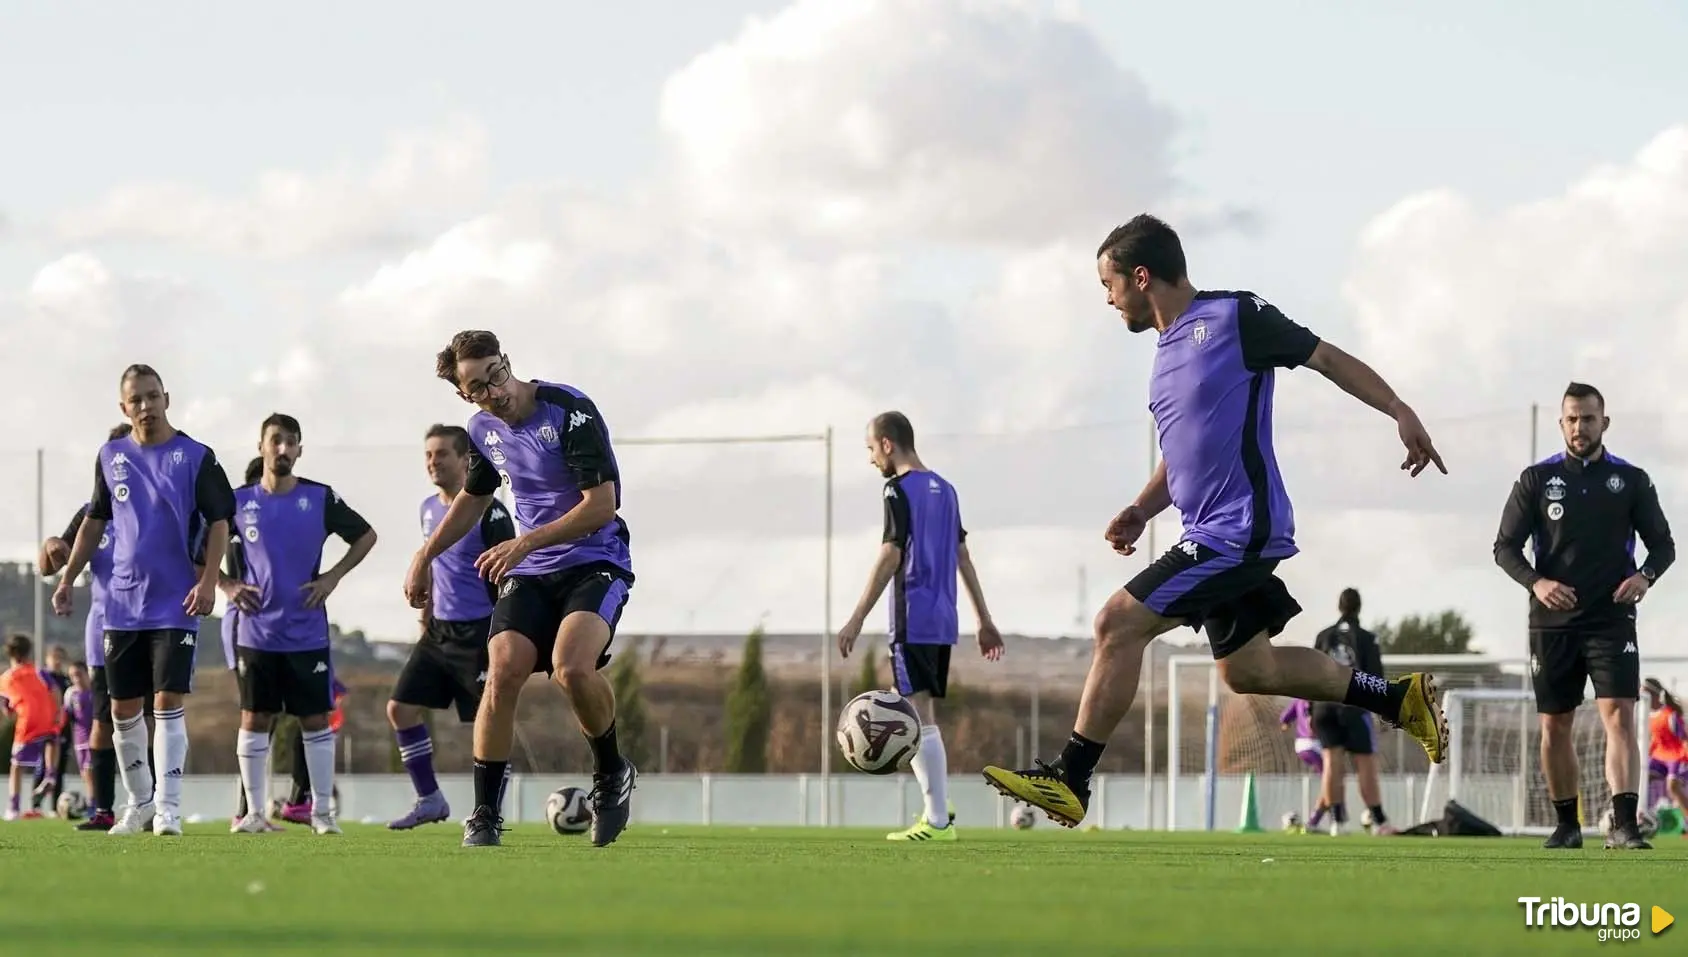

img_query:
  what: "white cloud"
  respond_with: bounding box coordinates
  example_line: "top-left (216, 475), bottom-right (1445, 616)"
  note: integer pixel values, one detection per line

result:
top-left (657, 0), bottom-right (1176, 247)
top-left (53, 116), bottom-right (489, 259)
top-left (1337, 124), bottom-right (1688, 657)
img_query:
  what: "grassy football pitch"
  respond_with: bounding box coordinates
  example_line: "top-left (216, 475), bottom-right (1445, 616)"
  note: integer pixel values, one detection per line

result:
top-left (3, 820), bottom-right (1683, 954)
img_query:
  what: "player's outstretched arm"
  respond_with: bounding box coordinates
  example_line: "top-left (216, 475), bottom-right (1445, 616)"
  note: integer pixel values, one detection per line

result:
top-left (1303, 343), bottom-right (1445, 476)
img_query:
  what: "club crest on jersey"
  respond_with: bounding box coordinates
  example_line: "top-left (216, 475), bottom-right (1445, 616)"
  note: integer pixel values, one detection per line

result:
top-left (1191, 320), bottom-right (1209, 346)
top-left (1607, 474), bottom-right (1624, 493)
top-left (1545, 476), bottom-right (1566, 501)
top-left (171, 448), bottom-right (184, 465)
top-left (539, 424), bottom-right (559, 445)
top-left (296, 496), bottom-right (311, 511)
top-left (489, 448), bottom-right (506, 465)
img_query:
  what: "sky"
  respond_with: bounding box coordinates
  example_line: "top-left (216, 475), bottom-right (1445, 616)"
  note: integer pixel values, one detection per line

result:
top-left (3, 0), bottom-right (1688, 671)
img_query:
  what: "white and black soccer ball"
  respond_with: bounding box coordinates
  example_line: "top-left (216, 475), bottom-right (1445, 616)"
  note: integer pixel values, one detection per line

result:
top-left (56, 791), bottom-right (86, 821)
top-left (836, 689), bottom-right (922, 775)
top-left (547, 786), bottom-right (593, 835)
top-left (1282, 811), bottom-right (1303, 833)
top-left (1010, 802), bottom-right (1037, 830)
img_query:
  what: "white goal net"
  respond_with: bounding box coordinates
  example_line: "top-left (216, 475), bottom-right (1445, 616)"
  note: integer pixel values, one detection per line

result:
top-left (1162, 653), bottom-right (1688, 834)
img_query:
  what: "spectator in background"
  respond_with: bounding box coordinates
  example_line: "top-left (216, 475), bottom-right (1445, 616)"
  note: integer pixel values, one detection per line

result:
top-left (1311, 589), bottom-right (1395, 835)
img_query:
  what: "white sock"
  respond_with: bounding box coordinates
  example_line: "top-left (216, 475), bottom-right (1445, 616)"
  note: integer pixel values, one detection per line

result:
top-left (112, 713), bottom-right (154, 808)
top-left (911, 724), bottom-right (949, 828)
top-left (155, 707), bottom-right (188, 814)
top-left (302, 728), bottom-right (336, 816)
top-left (236, 729), bottom-right (269, 818)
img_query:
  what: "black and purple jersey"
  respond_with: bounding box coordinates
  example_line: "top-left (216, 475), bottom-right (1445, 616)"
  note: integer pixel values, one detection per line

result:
top-left (227, 479), bottom-right (372, 653)
top-left (420, 493), bottom-right (515, 621)
top-left (88, 431), bottom-right (236, 631)
top-left (462, 381), bottom-right (631, 578)
top-left (882, 469), bottom-right (965, 645)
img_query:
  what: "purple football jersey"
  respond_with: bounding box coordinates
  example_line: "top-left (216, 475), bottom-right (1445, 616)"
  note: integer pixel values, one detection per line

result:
top-left (229, 479), bottom-right (371, 653)
top-left (1149, 292), bottom-right (1319, 559)
top-left (462, 382), bottom-right (631, 578)
top-left (88, 431), bottom-right (236, 632)
top-left (62, 505), bottom-right (114, 666)
top-left (881, 470), bottom-right (966, 645)
top-left (420, 493), bottom-right (515, 621)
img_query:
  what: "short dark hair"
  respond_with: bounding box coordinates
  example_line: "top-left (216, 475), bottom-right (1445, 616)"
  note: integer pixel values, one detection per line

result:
top-left (260, 412), bottom-right (302, 440)
top-left (244, 456), bottom-right (265, 484)
top-left (5, 632), bottom-right (32, 661)
top-left (70, 659), bottom-right (88, 672)
top-left (1564, 382), bottom-right (1605, 410)
top-left (108, 422), bottom-right (133, 441)
top-left (436, 330), bottom-right (502, 386)
top-left (425, 423), bottom-right (471, 456)
top-left (1096, 214), bottom-right (1187, 284)
top-left (120, 363), bottom-right (163, 390)
top-left (870, 411), bottom-right (916, 451)
top-left (1338, 587), bottom-right (1361, 618)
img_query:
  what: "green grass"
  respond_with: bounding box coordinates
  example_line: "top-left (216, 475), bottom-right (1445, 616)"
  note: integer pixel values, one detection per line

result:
top-left (2, 820), bottom-right (1684, 954)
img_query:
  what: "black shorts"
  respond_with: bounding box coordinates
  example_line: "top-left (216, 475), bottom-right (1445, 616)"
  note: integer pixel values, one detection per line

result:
top-left (488, 563), bottom-right (633, 674)
top-left (1530, 622), bottom-right (1640, 714)
top-left (89, 666), bottom-right (152, 726)
top-left (891, 642), bottom-right (952, 698)
top-left (392, 617), bottom-right (491, 723)
top-left (104, 628), bottom-right (197, 701)
top-left (1311, 703), bottom-right (1374, 755)
top-left (236, 646), bottom-right (335, 717)
top-left (1124, 543), bottom-right (1303, 659)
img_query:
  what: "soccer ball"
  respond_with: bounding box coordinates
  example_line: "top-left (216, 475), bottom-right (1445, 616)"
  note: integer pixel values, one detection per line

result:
top-left (56, 791), bottom-right (86, 821)
top-left (1281, 811), bottom-right (1303, 833)
top-left (1010, 803), bottom-right (1037, 830)
top-left (835, 690), bottom-right (922, 775)
top-left (1599, 807), bottom-right (1660, 839)
top-left (547, 786), bottom-right (592, 835)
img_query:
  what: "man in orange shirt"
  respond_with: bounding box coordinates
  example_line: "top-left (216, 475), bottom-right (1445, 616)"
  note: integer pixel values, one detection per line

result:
top-left (2, 634), bottom-right (61, 821)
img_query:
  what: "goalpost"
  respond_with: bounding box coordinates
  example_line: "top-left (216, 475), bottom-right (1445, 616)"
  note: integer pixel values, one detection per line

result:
top-left (1163, 652), bottom-right (1688, 834)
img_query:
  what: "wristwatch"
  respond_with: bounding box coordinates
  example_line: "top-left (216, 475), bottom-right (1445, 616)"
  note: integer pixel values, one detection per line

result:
top-left (1641, 567), bottom-right (1658, 583)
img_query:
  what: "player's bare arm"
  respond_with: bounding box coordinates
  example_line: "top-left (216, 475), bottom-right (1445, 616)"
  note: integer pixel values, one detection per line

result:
top-left (474, 480), bottom-right (615, 584)
top-left (838, 542), bottom-right (902, 659)
top-left (1615, 469), bottom-right (1675, 603)
top-left (1106, 459), bottom-right (1169, 555)
top-left (957, 541), bottom-right (1003, 660)
top-left (51, 516), bottom-right (107, 617)
top-left (404, 490), bottom-right (493, 607)
top-left (1304, 341), bottom-right (1446, 476)
top-left (303, 525), bottom-right (378, 610)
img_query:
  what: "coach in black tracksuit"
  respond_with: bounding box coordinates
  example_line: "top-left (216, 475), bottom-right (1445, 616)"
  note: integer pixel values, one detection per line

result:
top-left (1494, 382), bottom-right (1675, 851)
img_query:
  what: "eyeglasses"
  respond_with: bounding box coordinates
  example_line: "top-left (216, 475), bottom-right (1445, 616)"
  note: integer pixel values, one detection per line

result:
top-left (462, 359), bottom-right (512, 403)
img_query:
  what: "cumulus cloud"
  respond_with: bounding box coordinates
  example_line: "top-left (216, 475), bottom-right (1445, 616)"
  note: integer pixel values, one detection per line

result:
top-left (52, 116), bottom-right (489, 259)
top-left (1336, 124), bottom-right (1688, 654)
top-left (657, 0), bottom-right (1177, 247)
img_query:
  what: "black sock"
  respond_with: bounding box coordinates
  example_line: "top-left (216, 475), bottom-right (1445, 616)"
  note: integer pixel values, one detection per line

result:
top-left (1369, 804), bottom-right (1387, 826)
top-left (473, 759), bottom-right (507, 814)
top-left (92, 748), bottom-right (116, 813)
top-left (1341, 670), bottom-right (1403, 722)
top-left (1333, 802), bottom-right (1347, 824)
top-left (1613, 791), bottom-right (1639, 829)
top-left (1553, 797), bottom-right (1579, 829)
top-left (588, 723), bottom-right (625, 776)
top-left (1057, 732), bottom-right (1105, 791)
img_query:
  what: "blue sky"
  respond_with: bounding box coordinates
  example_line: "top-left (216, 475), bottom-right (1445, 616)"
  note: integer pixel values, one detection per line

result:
top-left (3, 0), bottom-right (1687, 673)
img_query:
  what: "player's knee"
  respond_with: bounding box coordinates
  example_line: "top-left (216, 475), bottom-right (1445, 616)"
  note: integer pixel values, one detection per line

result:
top-left (1093, 591), bottom-right (1155, 652)
top-left (386, 699), bottom-right (420, 729)
top-left (1539, 711), bottom-right (1576, 743)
